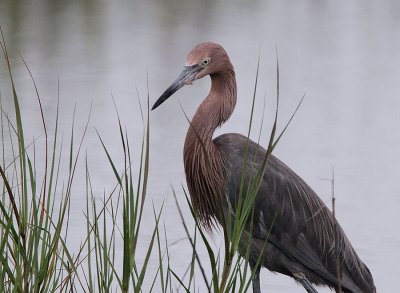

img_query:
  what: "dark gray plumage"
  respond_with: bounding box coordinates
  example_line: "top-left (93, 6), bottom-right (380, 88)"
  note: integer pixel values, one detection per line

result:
top-left (152, 42), bottom-right (376, 293)
top-left (215, 133), bottom-right (374, 293)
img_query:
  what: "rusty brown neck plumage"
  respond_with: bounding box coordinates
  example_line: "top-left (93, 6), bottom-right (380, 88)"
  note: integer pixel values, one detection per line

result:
top-left (183, 64), bottom-right (237, 228)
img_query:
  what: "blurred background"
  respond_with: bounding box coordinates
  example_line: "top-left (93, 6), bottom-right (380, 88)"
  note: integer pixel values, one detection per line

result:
top-left (0, 0), bottom-right (399, 292)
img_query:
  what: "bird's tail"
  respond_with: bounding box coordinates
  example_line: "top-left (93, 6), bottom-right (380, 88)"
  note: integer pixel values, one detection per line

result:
top-left (337, 226), bottom-right (376, 293)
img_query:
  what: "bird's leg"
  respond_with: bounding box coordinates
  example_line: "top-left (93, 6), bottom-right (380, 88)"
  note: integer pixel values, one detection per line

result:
top-left (292, 272), bottom-right (319, 293)
top-left (250, 262), bottom-right (261, 293)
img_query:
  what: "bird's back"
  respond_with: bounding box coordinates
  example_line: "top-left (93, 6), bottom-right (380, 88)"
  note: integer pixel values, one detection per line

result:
top-left (214, 133), bottom-right (375, 293)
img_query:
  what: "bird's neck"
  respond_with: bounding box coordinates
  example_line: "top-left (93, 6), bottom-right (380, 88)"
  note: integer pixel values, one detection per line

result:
top-left (186, 66), bottom-right (237, 145)
top-left (183, 65), bottom-right (237, 228)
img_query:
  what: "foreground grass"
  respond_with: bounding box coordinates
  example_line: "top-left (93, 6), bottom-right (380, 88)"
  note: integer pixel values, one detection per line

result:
top-left (0, 31), bottom-right (166, 292)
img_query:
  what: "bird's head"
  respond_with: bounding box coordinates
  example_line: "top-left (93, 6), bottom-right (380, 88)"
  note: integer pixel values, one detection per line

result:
top-left (151, 42), bottom-right (230, 110)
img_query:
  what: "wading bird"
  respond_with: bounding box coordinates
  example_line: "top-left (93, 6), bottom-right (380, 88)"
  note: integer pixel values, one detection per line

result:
top-left (152, 42), bottom-right (375, 293)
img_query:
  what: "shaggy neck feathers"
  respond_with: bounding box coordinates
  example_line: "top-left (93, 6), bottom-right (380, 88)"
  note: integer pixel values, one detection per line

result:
top-left (183, 64), bottom-right (237, 228)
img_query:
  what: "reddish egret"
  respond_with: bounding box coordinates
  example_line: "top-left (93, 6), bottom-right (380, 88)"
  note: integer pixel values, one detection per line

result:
top-left (152, 42), bottom-right (375, 293)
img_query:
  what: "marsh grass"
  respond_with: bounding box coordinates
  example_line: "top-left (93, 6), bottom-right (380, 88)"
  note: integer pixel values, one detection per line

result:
top-left (0, 29), bottom-right (85, 292)
top-left (0, 30), bottom-right (303, 292)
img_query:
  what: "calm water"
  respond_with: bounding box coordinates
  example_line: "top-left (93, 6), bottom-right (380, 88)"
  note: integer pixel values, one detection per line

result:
top-left (1, 0), bottom-right (399, 292)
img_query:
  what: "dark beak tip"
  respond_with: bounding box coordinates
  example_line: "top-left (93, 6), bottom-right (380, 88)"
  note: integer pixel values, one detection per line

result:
top-left (151, 98), bottom-right (164, 111)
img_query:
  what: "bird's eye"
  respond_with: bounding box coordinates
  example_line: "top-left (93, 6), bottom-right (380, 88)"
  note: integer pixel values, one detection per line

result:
top-left (202, 58), bottom-right (210, 66)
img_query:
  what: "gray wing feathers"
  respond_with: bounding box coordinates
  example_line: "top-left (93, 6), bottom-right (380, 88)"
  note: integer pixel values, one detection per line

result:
top-left (214, 133), bottom-right (375, 293)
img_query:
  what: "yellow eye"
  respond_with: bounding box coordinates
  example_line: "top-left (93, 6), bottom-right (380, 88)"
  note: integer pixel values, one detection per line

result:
top-left (202, 58), bottom-right (210, 66)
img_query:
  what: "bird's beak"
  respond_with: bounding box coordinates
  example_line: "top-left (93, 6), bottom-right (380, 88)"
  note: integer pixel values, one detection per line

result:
top-left (151, 65), bottom-right (202, 110)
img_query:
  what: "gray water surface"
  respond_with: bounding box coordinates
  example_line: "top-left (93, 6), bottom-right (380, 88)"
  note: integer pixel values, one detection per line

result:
top-left (0, 1), bottom-right (399, 292)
